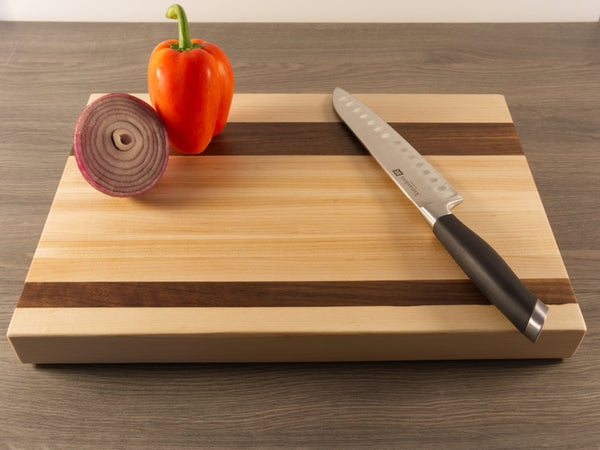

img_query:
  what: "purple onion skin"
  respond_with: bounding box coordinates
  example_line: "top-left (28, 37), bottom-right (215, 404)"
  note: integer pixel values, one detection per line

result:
top-left (74, 93), bottom-right (170, 197)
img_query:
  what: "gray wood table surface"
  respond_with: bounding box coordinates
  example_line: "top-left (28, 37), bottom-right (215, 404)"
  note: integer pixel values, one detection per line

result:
top-left (1, 21), bottom-right (598, 448)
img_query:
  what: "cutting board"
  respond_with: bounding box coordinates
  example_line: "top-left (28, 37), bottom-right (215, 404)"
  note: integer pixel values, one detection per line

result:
top-left (8, 93), bottom-right (586, 363)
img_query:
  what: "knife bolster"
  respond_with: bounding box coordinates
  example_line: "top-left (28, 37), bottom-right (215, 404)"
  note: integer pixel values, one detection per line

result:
top-left (420, 196), bottom-right (463, 227)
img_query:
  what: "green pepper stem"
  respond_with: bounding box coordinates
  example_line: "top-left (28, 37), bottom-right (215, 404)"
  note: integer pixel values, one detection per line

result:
top-left (166, 4), bottom-right (201, 51)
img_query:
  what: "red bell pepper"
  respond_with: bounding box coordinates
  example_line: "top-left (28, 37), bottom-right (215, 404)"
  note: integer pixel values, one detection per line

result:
top-left (147, 4), bottom-right (234, 154)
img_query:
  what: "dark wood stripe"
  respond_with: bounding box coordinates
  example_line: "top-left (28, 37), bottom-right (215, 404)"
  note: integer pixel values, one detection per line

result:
top-left (70, 123), bottom-right (523, 157)
top-left (204, 123), bottom-right (524, 156)
top-left (18, 279), bottom-right (575, 308)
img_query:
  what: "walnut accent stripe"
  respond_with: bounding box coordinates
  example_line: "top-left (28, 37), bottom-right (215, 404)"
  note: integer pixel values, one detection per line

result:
top-left (69, 123), bottom-right (523, 157)
top-left (89, 93), bottom-right (515, 123)
top-left (203, 122), bottom-right (523, 156)
top-left (18, 279), bottom-right (576, 308)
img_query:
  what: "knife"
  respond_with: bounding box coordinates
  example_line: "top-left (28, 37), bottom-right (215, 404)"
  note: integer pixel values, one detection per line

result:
top-left (332, 87), bottom-right (548, 342)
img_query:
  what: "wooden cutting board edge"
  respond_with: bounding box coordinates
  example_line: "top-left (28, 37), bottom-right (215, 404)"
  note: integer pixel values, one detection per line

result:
top-left (7, 304), bottom-right (586, 363)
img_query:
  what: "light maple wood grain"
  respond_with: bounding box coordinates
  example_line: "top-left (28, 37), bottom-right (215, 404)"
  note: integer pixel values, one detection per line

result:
top-left (91, 93), bottom-right (514, 123)
top-left (25, 154), bottom-right (566, 282)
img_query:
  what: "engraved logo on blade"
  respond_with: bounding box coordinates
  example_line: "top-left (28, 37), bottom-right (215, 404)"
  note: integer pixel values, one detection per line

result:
top-left (392, 168), bottom-right (420, 197)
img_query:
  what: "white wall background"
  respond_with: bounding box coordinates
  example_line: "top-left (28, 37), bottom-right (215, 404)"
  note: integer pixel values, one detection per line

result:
top-left (1, 0), bottom-right (598, 22)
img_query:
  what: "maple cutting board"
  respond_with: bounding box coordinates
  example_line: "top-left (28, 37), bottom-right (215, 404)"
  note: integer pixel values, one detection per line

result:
top-left (8, 93), bottom-right (586, 363)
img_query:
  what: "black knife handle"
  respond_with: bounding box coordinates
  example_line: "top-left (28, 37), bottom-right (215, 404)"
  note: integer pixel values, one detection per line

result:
top-left (432, 213), bottom-right (548, 342)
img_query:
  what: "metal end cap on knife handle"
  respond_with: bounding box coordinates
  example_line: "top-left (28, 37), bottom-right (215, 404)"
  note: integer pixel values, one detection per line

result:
top-left (524, 299), bottom-right (549, 343)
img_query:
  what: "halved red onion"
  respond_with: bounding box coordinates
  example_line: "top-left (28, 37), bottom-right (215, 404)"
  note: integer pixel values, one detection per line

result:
top-left (73, 93), bottom-right (169, 197)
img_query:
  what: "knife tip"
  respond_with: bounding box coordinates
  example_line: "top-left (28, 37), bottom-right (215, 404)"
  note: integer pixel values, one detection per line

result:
top-left (333, 87), bottom-right (350, 102)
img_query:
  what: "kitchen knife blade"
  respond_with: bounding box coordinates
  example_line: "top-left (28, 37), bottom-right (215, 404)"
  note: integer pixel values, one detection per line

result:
top-left (333, 87), bottom-right (548, 342)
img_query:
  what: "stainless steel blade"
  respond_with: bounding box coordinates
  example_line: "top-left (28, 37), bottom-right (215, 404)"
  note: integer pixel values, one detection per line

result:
top-left (333, 87), bottom-right (463, 227)
top-left (333, 87), bottom-right (549, 342)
